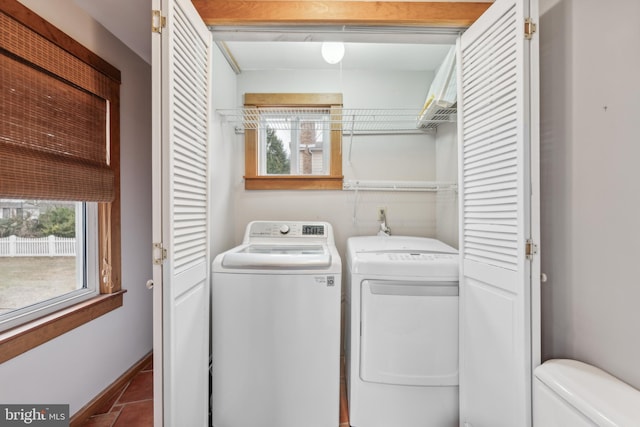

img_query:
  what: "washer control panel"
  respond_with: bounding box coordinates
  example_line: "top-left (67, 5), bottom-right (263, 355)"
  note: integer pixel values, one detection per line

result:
top-left (302, 224), bottom-right (325, 236)
top-left (248, 221), bottom-right (327, 239)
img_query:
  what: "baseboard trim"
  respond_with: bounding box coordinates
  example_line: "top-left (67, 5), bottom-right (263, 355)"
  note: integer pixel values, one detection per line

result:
top-left (70, 351), bottom-right (153, 427)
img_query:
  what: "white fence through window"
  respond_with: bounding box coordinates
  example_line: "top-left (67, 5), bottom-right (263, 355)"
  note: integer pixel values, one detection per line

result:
top-left (0, 235), bottom-right (76, 257)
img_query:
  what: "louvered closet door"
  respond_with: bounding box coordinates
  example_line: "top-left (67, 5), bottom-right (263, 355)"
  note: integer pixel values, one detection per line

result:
top-left (152, 0), bottom-right (211, 425)
top-left (458, 0), bottom-right (539, 426)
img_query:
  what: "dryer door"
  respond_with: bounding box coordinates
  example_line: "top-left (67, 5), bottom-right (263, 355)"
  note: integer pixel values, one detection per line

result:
top-left (360, 280), bottom-right (459, 386)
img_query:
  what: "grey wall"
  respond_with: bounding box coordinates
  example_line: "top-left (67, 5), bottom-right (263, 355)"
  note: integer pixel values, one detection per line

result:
top-left (0, 0), bottom-right (153, 413)
top-left (540, 0), bottom-right (640, 389)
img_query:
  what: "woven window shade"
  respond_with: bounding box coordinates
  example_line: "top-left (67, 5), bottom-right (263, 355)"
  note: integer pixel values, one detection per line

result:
top-left (0, 11), bottom-right (114, 202)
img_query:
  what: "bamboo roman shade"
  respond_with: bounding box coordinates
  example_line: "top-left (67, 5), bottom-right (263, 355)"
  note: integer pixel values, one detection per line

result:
top-left (0, 10), bottom-right (115, 202)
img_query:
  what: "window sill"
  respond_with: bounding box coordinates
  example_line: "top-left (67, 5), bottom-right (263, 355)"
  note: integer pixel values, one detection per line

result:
top-left (244, 176), bottom-right (344, 190)
top-left (0, 290), bottom-right (126, 364)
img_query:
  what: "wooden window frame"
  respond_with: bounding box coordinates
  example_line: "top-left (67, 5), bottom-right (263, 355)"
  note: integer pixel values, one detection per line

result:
top-left (244, 93), bottom-right (343, 190)
top-left (0, 0), bottom-right (122, 363)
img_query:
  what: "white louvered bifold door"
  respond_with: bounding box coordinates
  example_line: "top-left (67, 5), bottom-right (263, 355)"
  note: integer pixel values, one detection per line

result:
top-left (457, 0), bottom-right (539, 426)
top-left (152, 0), bottom-right (211, 425)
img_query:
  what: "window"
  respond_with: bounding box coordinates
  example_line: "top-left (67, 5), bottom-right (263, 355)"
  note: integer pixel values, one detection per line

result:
top-left (260, 113), bottom-right (331, 176)
top-left (0, 201), bottom-right (98, 330)
top-left (244, 93), bottom-right (343, 190)
top-left (0, 1), bottom-right (122, 362)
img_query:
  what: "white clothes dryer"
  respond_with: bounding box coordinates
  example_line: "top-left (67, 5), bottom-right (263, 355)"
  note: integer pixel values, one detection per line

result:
top-left (345, 235), bottom-right (459, 427)
top-left (211, 221), bottom-right (341, 427)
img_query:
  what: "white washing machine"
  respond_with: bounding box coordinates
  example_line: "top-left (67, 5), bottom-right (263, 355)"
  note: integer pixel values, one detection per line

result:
top-left (211, 221), bottom-right (341, 427)
top-left (345, 236), bottom-right (459, 427)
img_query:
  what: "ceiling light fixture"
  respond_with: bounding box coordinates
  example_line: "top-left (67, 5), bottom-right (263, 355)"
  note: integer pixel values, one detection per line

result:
top-left (321, 42), bottom-right (345, 64)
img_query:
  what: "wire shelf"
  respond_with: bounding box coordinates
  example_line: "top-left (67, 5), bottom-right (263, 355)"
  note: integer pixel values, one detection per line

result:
top-left (216, 107), bottom-right (456, 133)
top-left (343, 180), bottom-right (457, 192)
top-left (417, 106), bottom-right (457, 130)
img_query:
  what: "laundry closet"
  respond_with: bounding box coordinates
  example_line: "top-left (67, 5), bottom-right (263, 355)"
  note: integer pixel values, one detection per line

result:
top-left (210, 35), bottom-right (461, 427)
top-left (152, 1), bottom-right (540, 426)
top-left (209, 40), bottom-right (460, 257)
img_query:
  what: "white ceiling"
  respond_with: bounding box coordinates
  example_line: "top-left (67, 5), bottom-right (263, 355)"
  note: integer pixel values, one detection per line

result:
top-left (225, 41), bottom-right (451, 71)
top-left (74, 0), bottom-right (453, 72)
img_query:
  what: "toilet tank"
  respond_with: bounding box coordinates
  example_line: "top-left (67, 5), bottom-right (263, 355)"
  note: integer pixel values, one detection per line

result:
top-left (534, 359), bottom-right (640, 427)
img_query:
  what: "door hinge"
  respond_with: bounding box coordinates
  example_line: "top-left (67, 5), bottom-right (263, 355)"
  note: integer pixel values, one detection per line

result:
top-left (152, 10), bottom-right (166, 34)
top-left (525, 239), bottom-right (538, 260)
top-left (524, 17), bottom-right (537, 40)
top-left (153, 242), bottom-right (167, 265)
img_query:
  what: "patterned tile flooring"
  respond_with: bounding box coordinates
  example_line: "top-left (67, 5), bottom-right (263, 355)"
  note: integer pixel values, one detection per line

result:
top-left (81, 359), bottom-right (153, 426)
top-left (82, 356), bottom-right (349, 426)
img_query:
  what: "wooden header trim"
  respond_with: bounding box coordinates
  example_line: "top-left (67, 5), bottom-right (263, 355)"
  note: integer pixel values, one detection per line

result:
top-left (192, 1), bottom-right (491, 27)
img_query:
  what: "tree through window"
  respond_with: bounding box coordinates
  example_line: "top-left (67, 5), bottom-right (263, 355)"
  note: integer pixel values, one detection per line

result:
top-left (265, 126), bottom-right (290, 174)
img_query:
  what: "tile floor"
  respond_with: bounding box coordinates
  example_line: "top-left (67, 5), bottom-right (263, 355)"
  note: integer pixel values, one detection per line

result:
top-left (81, 359), bottom-right (153, 427)
top-left (82, 356), bottom-right (349, 426)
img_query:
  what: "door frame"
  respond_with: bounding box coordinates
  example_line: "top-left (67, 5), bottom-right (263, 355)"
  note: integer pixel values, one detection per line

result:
top-left (153, 0), bottom-right (541, 425)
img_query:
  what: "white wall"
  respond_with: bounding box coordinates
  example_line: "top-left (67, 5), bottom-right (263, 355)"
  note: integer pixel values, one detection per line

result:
top-left (210, 45), bottom-right (239, 256)
top-left (0, 0), bottom-right (153, 414)
top-left (220, 68), bottom-right (446, 257)
top-left (435, 122), bottom-right (458, 248)
top-left (540, 0), bottom-right (640, 389)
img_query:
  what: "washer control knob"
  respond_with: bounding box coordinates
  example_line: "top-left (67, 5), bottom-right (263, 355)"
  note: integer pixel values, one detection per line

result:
top-left (279, 224), bottom-right (290, 235)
